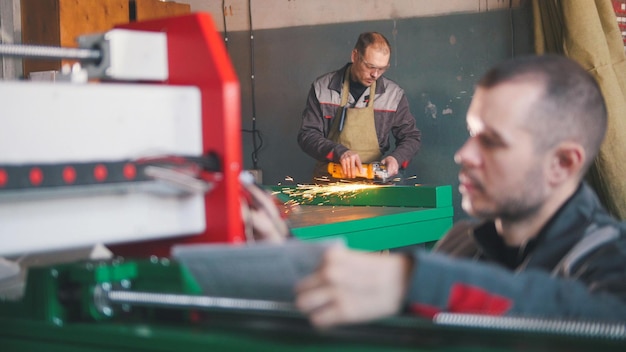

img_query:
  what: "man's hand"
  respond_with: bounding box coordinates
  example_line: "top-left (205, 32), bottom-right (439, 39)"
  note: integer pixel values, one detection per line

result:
top-left (339, 150), bottom-right (362, 178)
top-left (295, 245), bottom-right (413, 328)
top-left (241, 180), bottom-right (291, 243)
top-left (381, 156), bottom-right (399, 177)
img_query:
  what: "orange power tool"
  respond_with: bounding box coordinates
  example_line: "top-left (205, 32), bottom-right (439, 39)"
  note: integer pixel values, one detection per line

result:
top-left (327, 161), bottom-right (389, 182)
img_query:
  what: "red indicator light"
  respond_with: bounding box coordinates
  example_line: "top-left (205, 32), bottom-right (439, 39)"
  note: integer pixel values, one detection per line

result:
top-left (94, 164), bottom-right (108, 182)
top-left (123, 163), bottom-right (137, 180)
top-left (0, 169), bottom-right (7, 187)
top-left (63, 166), bottom-right (77, 184)
top-left (30, 167), bottom-right (43, 186)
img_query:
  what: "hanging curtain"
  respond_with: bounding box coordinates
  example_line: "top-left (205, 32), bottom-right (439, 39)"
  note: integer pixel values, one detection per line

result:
top-left (533, 0), bottom-right (626, 219)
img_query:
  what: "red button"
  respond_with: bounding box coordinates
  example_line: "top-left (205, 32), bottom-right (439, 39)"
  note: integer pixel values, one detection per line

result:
top-left (63, 166), bottom-right (76, 184)
top-left (30, 167), bottom-right (43, 186)
top-left (123, 163), bottom-right (136, 180)
top-left (0, 169), bottom-right (7, 187)
top-left (94, 164), bottom-right (108, 182)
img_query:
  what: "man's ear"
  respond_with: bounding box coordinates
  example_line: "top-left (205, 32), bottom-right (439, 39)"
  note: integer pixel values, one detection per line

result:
top-left (350, 49), bottom-right (358, 63)
top-left (548, 142), bottom-right (585, 185)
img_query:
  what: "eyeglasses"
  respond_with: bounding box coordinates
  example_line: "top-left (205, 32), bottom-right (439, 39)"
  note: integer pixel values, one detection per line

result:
top-left (359, 54), bottom-right (390, 74)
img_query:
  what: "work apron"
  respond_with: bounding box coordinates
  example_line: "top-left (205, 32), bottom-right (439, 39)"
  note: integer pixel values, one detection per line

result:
top-left (312, 67), bottom-right (382, 180)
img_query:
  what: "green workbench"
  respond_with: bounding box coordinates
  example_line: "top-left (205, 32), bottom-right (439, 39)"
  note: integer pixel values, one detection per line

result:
top-left (269, 184), bottom-right (454, 251)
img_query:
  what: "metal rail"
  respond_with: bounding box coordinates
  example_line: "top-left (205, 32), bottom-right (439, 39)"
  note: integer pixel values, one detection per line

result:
top-left (435, 312), bottom-right (626, 340)
top-left (103, 289), bottom-right (297, 314)
top-left (0, 43), bottom-right (101, 62)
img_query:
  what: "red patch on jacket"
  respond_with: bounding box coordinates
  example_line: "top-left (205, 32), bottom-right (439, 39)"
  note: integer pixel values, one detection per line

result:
top-left (324, 115), bottom-right (333, 119)
top-left (325, 151), bottom-right (334, 160)
top-left (408, 284), bottom-right (512, 319)
top-left (448, 284), bottom-right (512, 315)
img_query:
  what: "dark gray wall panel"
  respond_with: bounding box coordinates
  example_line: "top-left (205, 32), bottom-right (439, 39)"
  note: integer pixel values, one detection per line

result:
top-left (225, 4), bottom-right (533, 221)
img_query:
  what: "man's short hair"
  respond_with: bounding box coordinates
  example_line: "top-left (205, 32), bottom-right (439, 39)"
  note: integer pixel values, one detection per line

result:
top-left (478, 54), bottom-right (607, 173)
top-left (354, 32), bottom-right (391, 56)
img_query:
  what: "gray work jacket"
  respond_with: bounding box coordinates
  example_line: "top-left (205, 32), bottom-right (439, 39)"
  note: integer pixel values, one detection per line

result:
top-left (297, 64), bottom-right (421, 168)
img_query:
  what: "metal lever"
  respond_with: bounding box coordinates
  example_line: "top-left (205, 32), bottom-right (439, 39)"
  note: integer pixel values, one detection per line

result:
top-left (144, 166), bottom-right (216, 195)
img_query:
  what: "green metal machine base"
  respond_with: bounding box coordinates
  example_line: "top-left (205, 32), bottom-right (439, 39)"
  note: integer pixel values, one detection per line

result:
top-left (1, 186), bottom-right (622, 351)
top-left (1, 259), bottom-right (624, 351)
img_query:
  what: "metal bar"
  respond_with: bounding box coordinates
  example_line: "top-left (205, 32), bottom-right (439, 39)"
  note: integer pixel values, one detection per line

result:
top-left (107, 290), bottom-right (297, 313)
top-left (434, 313), bottom-right (626, 340)
top-left (0, 43), bottom-right (101, 62)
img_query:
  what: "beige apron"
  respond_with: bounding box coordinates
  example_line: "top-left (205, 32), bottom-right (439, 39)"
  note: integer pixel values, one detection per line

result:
top-left (312, 67), bottom-right (382, 180)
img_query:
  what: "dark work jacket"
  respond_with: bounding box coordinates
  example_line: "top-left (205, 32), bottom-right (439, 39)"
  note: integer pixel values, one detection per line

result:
top-left (406, 183), bottom-right (626, 322)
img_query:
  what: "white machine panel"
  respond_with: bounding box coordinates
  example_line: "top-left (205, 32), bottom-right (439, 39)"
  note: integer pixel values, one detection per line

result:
top-left (0, 81), bottom-right (201, 163)
top-left (0, 81), bottom-right (206, 256)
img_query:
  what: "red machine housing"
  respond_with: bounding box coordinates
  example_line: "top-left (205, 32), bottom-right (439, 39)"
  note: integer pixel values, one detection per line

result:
top-left (111, 13), bottom-right (245, 257)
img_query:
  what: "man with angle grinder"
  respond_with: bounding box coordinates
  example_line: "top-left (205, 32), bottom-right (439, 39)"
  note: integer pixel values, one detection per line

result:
top-left (297, 32), bottom-right (421, 183)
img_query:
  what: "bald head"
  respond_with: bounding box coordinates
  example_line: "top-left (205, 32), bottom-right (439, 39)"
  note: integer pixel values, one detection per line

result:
top-left (478, 55), bottom-right (607, 174)
top-left (354, 32), bottom-right (391, 56)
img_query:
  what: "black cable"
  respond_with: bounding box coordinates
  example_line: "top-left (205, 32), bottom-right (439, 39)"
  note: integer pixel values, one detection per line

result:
top-left (222, 1), bottom-right (262, 169)
top-left (242, 128), bottom-right (264, 162)
top-left (221, 0), bottom-right (229, 50)
top-left (248, 0), bottom-right (260, 169)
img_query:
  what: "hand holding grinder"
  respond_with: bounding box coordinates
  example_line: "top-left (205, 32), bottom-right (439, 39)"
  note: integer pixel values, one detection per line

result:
top-left (327, 161), bottom-right (389, 183)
